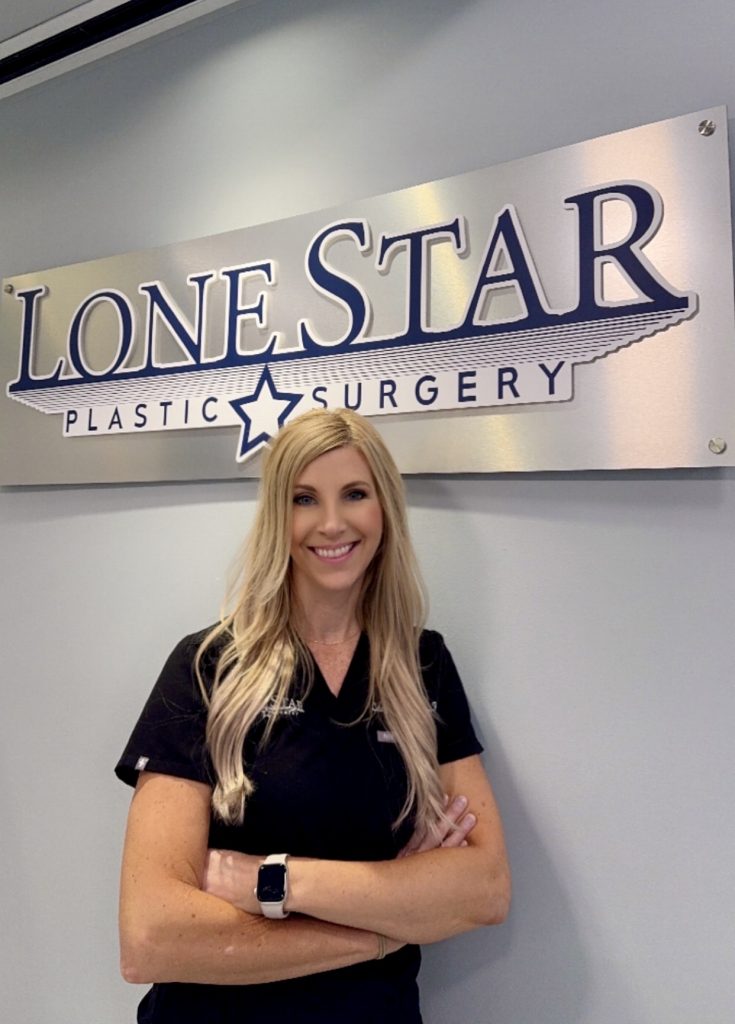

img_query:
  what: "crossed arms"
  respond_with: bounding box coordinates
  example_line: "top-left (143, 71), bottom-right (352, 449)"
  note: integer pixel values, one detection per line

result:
top-left (119, 754), bottom-right (510, 985)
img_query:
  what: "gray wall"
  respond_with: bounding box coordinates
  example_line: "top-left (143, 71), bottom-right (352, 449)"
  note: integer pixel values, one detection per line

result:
top-left (1, 1), bottom-right (734, 1021)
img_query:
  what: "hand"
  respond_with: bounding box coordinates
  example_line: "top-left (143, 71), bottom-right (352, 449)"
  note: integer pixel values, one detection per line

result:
top-left (382, 935), bottom-right (407, 957)
top-left (202, 849), bottom-right (261, 913)
top-left (397, 794), bottom-right (476, 858)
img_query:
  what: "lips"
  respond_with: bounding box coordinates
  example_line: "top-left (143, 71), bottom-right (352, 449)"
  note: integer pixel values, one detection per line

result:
top-left (310, 542), bottom-right (358, 560)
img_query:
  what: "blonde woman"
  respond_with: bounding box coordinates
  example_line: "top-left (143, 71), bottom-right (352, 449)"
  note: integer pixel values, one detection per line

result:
top-left (116, 408), bottom-right (510, 1024)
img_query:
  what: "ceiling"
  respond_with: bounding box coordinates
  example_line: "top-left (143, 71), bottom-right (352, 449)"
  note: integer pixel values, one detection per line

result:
top-left (2, 1), bottom-right (95, 46)
top-left (0, 0), bottom-right (253, 98)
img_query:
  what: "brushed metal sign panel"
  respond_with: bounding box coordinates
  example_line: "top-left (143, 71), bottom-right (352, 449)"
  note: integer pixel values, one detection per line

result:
top-left (1, 106), bottom-right (734, 483)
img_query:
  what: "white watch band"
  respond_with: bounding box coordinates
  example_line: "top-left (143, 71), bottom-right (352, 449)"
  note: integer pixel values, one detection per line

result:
top-left (256, 852), bottom-right (290, 919)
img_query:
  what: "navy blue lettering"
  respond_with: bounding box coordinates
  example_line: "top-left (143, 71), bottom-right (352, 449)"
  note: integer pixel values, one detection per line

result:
top-left (134, 403), bottom-right (148, 427)
top-left (379, 379), bottom-right (397, 409)
top-left (221, 262), bottom-right (276, 361)
top-left (458, 370), bottom-right (477, 403)
top-left (9, 286), bottom-right (64, 390)
top-left (415, 374), bottom-right (438, 406)
top-left (65, 408), bottom-right (78, 431)
top-left (140, 272), bottom-right (214, 369)
top-left (312, 386), bottom-right (328, 408)
top-left (108, 407), bottom-right (123, 430)
top-left (86, 408), bottom-right (98, 432)
top-left (378, 218), bottom-right (463, 338)
top-left (202, 396), bottom-right (218, 422)
top-left (343, 382), bottom-right (363, 410)
top-left (539, 360), bottom-right (565, 395)
top-left (183, 399), bottom-right (189, 425)
top-left (67, 290), bottom-right (134, 380)
top-left (498, 367), bottom-right (519, 399)
top-left (565, 184), bottom-right (683, 315)
top-left (299, 222), bottom-right (369, 353)
top-left (462, 208), bottom-right (547, 329)
top-left (160, 400), bottom-right (173, 426)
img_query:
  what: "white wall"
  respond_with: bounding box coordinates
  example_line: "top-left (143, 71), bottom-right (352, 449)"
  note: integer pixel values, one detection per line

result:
top-left (1, 1), bottom-right (734, 1021)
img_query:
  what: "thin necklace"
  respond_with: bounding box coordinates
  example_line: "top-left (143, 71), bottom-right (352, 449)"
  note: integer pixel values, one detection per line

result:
top-left (305, 629), bottom-right (360, 646)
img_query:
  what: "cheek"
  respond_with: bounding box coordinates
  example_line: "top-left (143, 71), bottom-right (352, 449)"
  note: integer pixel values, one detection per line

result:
top-left (290, 514), bottom-right (307, 552)
top-left (368, 506), bottom-right (384, 546)
top-left (291, 509), bottom-right (323, 554)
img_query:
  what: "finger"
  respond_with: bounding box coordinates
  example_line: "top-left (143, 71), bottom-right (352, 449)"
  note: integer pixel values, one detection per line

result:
top-left (201, 852), bottom-right (216, 889)
top-left (446, 795), bottom-right (468, 822)
top-left (441, 812), bottom-right (476, 848)
top-left (434, 795), bottom-right (468, 842)
top-left (400, 795), bottom-right (474, 857)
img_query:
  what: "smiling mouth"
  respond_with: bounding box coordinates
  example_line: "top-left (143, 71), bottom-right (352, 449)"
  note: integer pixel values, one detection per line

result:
top-left (310, 542), bottom-right (358, 561)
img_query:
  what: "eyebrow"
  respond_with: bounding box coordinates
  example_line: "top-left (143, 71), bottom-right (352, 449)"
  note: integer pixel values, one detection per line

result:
top-left (293, 479), bottom-right (373, 492)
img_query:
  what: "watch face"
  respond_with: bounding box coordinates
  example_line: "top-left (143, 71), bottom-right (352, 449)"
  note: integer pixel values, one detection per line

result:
top-left (257, 863), bottom-right (286, 902)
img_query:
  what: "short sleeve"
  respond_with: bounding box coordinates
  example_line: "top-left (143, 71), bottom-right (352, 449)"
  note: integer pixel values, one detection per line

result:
top-left (115, 632), bottom-right (214, 789)
top-left (419, 630), bottom-right (484, 764)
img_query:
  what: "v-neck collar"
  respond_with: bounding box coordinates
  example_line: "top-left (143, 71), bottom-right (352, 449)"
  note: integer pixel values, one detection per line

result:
top-left (307, 632), bottom-right (370, 722)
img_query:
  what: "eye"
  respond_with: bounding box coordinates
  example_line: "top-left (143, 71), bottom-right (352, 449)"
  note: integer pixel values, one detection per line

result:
top-left (293, 493), bottom-right (316, 506)
top-left (345, 488), bottom-right (368, 501)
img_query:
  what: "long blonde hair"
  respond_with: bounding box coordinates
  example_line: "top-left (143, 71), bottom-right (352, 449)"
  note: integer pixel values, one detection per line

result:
top-left (195, 408), bottom-right (445, 834)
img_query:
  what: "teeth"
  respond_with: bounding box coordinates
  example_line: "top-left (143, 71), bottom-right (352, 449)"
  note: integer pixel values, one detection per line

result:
top-left (314, 543), bottom-right (354, 559)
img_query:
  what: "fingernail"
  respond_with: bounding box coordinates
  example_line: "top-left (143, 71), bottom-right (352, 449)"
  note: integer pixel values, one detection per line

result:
top-left (464, 813), bottom-right (476, 826)
top-left (455, 795), bottom-right (468, 809)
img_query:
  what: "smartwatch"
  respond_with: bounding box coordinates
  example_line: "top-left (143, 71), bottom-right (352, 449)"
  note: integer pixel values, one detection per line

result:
top-left (255, 853), bottom-right (290, 918)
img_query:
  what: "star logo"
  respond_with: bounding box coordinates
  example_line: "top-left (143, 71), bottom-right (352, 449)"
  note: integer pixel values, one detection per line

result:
top-left (229, 367), bottom-right (303, 461)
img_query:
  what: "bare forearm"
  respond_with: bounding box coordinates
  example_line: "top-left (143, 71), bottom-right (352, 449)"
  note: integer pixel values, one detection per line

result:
top-left (288, 846), bottom-right (510, 944)
top-left (120, 877), bottom-right (382, 985)
top-left (286, 757), bottom-right (512, 943)
top-left (199, 761), bottom-right (511, 947)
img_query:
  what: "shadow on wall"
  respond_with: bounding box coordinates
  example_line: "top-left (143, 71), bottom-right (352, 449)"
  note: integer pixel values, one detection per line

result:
top-left (421, 726), bottom-right (652, 1024)
top-left (408, 480), bottom-right (652, 1024)
top-left (410, 485), bottom-right (591, 1022)
top-left (0, 476), bottom-right (258, 526)
top-left (406, 467), bottom-right (734, 522)
top-left (419, 724), bottom-right (598, 1024)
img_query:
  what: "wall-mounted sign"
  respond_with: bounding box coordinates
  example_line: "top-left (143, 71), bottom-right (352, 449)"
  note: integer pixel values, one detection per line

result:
top-left (2, 106), bottom-right (734, 483)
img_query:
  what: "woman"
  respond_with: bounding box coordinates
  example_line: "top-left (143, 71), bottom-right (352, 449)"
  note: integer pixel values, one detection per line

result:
top-left (116, 408), bottom-right (510, 1024)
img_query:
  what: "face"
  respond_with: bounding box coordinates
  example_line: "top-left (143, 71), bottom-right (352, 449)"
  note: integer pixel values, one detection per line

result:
top-left (289, 445), bottom-right (384, 606)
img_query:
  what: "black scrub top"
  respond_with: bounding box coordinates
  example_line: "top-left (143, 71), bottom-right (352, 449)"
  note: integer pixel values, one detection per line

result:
top-left (116, 629), bottom-right (483, 1024)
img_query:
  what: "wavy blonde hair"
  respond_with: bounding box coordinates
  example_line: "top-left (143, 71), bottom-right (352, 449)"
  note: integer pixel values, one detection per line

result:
top-left (195, 408), bottom-right (445, 834)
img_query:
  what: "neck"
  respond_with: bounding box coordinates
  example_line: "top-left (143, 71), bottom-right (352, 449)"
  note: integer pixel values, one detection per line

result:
top-left (292, 587), bottom-right (360, 644)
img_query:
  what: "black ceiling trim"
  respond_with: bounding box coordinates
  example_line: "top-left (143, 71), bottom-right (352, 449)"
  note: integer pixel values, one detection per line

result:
top-left (0, 0), bottom-right (199, 86)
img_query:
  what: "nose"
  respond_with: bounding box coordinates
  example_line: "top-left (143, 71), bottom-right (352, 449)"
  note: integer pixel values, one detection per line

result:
top-left (317, 498), bottom-right (346, 537)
